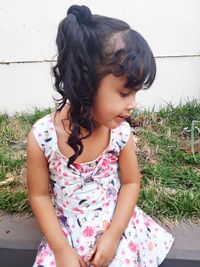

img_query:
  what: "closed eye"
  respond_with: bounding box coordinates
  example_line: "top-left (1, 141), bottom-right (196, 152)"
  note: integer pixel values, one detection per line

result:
top-left (120, 92), bottom-right (129, 97)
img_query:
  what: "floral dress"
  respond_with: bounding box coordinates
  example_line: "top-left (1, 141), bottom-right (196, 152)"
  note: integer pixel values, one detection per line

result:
top-left (32, 114), bottom-right (174, 267)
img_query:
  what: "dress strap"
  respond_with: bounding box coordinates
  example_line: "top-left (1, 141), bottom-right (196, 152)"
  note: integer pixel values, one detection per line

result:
top-left (32, 114), bottom-right (55, 159)
top-left (114, 121), bottom-right (132, 151)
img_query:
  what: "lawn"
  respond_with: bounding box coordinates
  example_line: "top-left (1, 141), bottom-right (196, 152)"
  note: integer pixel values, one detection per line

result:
top-left (0, 100), bottom-right (199, 225)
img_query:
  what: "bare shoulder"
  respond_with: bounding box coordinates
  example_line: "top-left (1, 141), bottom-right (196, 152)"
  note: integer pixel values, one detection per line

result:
top-left (26, 129), bottom-right (50, 197)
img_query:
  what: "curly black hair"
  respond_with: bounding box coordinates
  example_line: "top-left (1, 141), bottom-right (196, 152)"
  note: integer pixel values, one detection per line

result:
top-left (51, 5), bottom-right (156, 168)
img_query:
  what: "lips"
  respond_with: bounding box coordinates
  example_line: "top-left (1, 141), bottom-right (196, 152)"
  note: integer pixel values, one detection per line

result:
top-left (118, 115), bottom-right (129, 119)
top-left (117, 116), bottom-right (124, 120)
top-left (115, 114), bottom-right (130, 124)
top-left (115, 116), bottom-right (126, 123)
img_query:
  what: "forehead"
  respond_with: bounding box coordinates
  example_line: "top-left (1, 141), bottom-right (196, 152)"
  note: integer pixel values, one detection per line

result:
top-left (98, 74), bottom-right (128, 90)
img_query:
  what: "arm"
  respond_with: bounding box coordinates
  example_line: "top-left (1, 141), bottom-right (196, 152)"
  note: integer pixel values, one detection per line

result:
top-left (27, 129), bottom-right (87, 267)
top-left (26, 129), bottom-right (71, 253)
top-left (106, 132), bottom-right (142, 240)
top-left (89, 132), bottom-right (142, 266)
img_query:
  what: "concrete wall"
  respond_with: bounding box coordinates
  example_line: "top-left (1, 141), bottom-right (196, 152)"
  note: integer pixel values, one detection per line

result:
top-left (0, 0), bottom-right (199, 114)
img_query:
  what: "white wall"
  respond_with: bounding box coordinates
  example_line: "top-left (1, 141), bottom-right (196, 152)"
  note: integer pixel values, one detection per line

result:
top-left (0, 0), bottom-right (199, 114)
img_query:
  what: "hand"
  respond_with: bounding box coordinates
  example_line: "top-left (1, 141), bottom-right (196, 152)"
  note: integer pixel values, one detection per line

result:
top-left (89, 230), bottom-right (120, 267)
top-left (54, 247), bottom-right (87, 267)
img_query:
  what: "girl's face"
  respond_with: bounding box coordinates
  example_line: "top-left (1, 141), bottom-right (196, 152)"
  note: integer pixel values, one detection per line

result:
top-left (92, 74), bottom-right (137, 129)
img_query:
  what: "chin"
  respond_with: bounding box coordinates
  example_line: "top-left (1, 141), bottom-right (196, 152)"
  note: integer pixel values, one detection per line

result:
top-left (110, 121), bottom-right (123, 129)
top-left (94, 118), bottom-right (122, 129)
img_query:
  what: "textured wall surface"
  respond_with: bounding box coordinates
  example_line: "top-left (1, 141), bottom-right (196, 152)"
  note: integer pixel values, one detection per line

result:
top-left (0, 0), bottom-right (199, 114)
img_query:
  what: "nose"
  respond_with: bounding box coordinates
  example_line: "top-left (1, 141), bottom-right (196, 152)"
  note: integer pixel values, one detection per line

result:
top-left (126, 98), bottom-right (137, 113)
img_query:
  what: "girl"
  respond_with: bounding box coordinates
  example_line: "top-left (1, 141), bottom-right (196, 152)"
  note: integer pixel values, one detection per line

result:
top-left (27, 5), bottom-right (174, 267)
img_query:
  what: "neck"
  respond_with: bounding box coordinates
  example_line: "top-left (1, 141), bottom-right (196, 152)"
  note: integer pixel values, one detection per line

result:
top-left (57, 104), bottom-right (103, 135)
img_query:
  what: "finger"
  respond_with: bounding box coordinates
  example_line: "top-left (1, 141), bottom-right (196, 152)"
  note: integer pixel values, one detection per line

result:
top-left (79, 257), bottom-right (87, 267)
top-left (90, 262), bottom-right (101, 267)
top-left (90, 252), bottom-right (102, 267)
top-left (85, 244), bottom-right (98, 262)
top-left (90, 244), bottom-right (98, 259)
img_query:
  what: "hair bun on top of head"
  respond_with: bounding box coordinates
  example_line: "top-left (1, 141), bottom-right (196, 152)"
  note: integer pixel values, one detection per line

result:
top-left (67, 5), bottom-right (92, 25)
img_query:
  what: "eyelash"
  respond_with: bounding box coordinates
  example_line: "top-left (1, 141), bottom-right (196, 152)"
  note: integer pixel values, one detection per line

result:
top-left (120, 92), bottom-right (129, 97)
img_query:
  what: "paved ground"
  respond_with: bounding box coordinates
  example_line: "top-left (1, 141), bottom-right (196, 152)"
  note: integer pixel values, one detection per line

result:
top-left (0, 214), bottom-right (200, 267)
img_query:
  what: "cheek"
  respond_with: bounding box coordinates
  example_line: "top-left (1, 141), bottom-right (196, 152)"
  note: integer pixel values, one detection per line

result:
top-left (92, 88), bottom-right (122, 120)
top-left (93, 101), bottom-right (110, 117)
top-left (92, 99), bottom-right (116, 121)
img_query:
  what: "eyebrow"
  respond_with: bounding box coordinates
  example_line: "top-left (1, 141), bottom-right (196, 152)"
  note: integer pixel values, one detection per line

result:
top-left (121, 84), bottom-right (132, 91)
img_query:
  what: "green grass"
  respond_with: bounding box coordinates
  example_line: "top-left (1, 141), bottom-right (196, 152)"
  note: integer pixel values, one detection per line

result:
top-left (130, 99), bottom-right (200, 223)
top-left (15, 106), bottom-right (53, 126)
top-left (0, 106), bottom-right (54, 215)
top-left (0, 191), bottom-right (29, 213)
top-left (0, 101), bottom-right (200, 224)
top-left (0, 107), bottom-right (53, 181)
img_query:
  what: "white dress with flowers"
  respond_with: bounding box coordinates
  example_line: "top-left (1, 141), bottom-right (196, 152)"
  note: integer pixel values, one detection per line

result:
top-left (32, 114), bottom-right (174, 267)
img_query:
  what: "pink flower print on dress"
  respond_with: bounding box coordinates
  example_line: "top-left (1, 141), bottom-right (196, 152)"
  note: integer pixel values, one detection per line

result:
top-left (79, 245), bottom-right (85, 251)
top-left (132, 210), bottom-right (137, 219)
top-left (36, 248), bottom-right (49, 265)
top-left (128, 241), bottom-right (137, 252)
top-left (98, 152), bottom-right (118, 178)
top-left (36, 258), bottom-right (44, 265)
top-left (83, 226), bottom-right (95, 237)
top-left (72, 162), bottom-right (82, 171)
top-left (144, 215), bottom-right (154, 228)
top-left (102, 158), bottom-right (109, 168)
top-left (72, 207), bottom-right (84, 214)
top-left (109, 155), bottom-right (118, 163)
top-left (148, 241), bottom-right (154, 251)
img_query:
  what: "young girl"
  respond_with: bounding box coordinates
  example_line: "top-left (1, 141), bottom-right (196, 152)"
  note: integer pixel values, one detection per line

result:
top-left (27, 5), bottom-right (174, 267)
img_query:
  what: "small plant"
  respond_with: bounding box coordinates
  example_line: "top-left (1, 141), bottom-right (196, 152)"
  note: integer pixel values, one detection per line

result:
top-left (191, 120), bottom-right (200, 162)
